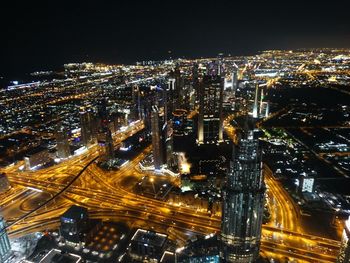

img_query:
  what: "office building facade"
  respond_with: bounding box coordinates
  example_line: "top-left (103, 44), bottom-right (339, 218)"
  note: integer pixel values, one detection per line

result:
top-left (151, 106), bottom-right (163, 170)
top-left (56, 124), bottom-right (70, 159)
top-left (79, 106), bottom-right (95, 147)
top-left (198, 75), bottom-right (224, 144)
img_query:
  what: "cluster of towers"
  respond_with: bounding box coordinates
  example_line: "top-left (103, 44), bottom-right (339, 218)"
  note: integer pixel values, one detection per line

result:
top-left (169, 59), bottom-right (265, 262)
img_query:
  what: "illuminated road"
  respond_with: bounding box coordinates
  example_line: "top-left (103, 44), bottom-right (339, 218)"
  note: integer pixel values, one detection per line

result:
top-left (4, 154), bottom-right (341, 262)
top-left (1, 118), bottom-right (342, 262)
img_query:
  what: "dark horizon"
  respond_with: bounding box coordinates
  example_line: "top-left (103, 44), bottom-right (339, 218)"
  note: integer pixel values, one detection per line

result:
top-left (2, 0), bottom-right (350, 79)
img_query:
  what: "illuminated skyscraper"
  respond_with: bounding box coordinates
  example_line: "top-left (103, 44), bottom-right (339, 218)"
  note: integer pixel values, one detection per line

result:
top-left (0, 217), bottom-right (11, 262)
top-left (221, 129), bottom-right (265, 262)
top-left (168, 77), bottom-right (176, 114)
top-left (56, 123), bottom-right (70, 159)
top-left (232, 67), bottom-right (238, 91)
top-left (151, 105), bottom-right (163, 170)
top-left (337, 217), bottom-right (350, 263)
top-left (198, 75), bottom-right (224, 144)
top-left (192, 64), bottom-right (199, 103)
top-left (79, 107), bottom-right (95, 147)
top-left (164, 120), bottom-right (174, 168)
top-left (252, 84), bottom-right (260, 119)
top-left (174, 66), bottom-right (183, 106)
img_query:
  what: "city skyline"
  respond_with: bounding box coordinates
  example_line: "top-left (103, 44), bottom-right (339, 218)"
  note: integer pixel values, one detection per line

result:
top-left (2, 1), bottom-right (350, 262)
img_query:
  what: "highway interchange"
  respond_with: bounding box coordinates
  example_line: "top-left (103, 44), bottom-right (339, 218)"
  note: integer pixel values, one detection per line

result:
top-left (0, 119), bottom-right (342, 262)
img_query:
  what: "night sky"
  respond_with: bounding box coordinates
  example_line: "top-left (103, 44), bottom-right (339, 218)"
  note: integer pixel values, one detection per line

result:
top-left (2, 0), bottom-right (350, 79)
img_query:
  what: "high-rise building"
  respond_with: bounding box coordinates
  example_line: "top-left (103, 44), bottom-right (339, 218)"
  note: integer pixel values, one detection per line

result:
top-left (56, 124), bottom-right (70, 159)
top-left (252, 83), bottom-right (261, 119)
top-left (198, 75), bottom-right (224, 144)
top-left (0, 217), bottom-right (11, 262)
top-left (259, 87), bottom-right (265, 116)
top-left (131, 85), bottom-right (141, 121)
top-left (163, 120), bottom-right (174, 168)
top-left (97, 127), bottom-right (114, 162)
top-left (168, 77), bottom-right (176, 114)
top-left (220, 129), bottom-right (265, 262)
top-left (337, 217), bottom-right (350, 263)
top-left (174, 66), bottom-right (183, 106)
top-left (192, 64), bottom-right (199, 103)
top-left (151, 106), bottom-right (163, 170)
top-left (97, 99), bottom-right (109, 125)
top-left (232, 67), bottom-right (238, 91)
top-left (79, 107), bottom-right (95, 147)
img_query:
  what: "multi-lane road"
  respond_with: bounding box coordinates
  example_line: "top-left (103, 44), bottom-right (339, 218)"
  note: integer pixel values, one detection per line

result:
top-left (0, 119), bottom-right (342, 262)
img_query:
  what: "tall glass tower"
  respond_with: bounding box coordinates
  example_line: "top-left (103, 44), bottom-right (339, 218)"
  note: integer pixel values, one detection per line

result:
top-left (197, 75), bottom-right (224, 144)
top-left (0, 217), bottom-right (11, 262)
top-left (220, 130), bottom-right (265, 263)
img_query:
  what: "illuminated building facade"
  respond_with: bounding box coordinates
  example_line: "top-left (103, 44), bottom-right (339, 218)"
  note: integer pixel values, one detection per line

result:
top-left (151, 106), bottom-right (163, 170)
top-left (232, 67), bottom-right (238, 91)
top-left (252, 84), bottom-right (260, 119)
top-left (79, 107), bottom-right (95, 147)
top-left (198, 75), bottom-right (224, 144)
top-left (337, 217), bottom-right (350, 263)
top-left (164, 120), bottom-right (174, 168)
top-left (221, 130), bottom-right (264, 262)
top-left (0, 217), bottom-right (11, 262)
top-left (128, 229), bottom-right (168, 262)
top-left (60, 206), bottom-right (89, 246)
top-left (56, 124), bottom-right (70, 159)
top-left (24, 147), bottom-right (51, 170)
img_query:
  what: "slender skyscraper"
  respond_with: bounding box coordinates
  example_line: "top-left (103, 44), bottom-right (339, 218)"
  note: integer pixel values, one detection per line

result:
top-left (164, 120), bottom-right (174, 168)
top-left (80, 106), bottom-right (95, 147)
top-left (252, 84), bottom-right (260, 119)
top-left (221, 128), bottom-right (265, 262)
top-left (151, 105), bottom-right (163, 170)
top-left (192, 64), bottom-right (199, 103)
top-left (0, 217), bottom-right (11, 262)
top-left (337, 217), bottom-right (350, 263)
top-left (198, 75), bottom-right (224, 144)
top-left (132, 85), bottom-right (141, 121)
top-left (174, 66), bottom-right (183, 106)
top-left (232, 67), bottom-right (238, 91)
top-left (56, 123), bottom-right (70, 159)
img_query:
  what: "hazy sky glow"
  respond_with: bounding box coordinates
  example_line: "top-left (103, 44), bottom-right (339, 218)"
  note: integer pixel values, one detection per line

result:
top-left (2, 0), bottom-right (350, 78)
